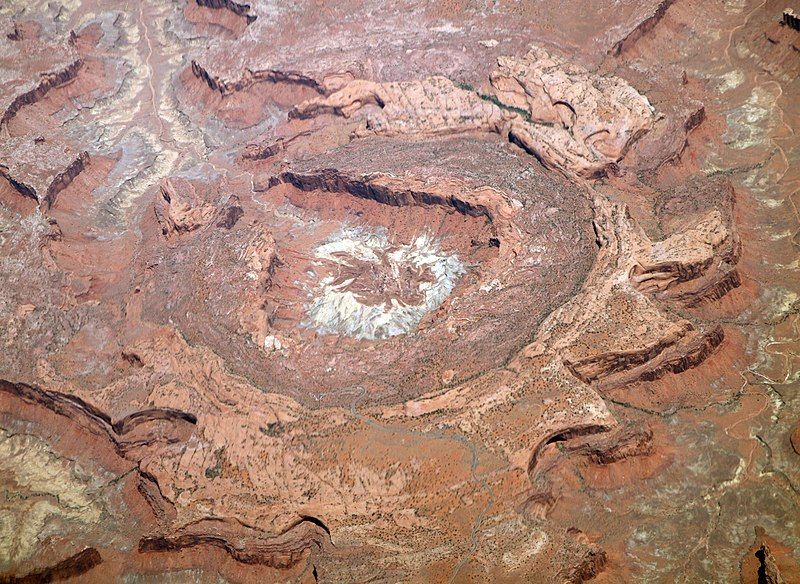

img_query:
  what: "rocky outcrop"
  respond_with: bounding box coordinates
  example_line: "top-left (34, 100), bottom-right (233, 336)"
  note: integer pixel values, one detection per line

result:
top-left (44, 150), bottom-right (89, 208)
top-left (190, 60), bottom-right (325, 96)
top-left (609, 0), bottom-right (677, 56)
top-left (755, 543), bottom-right (785, 584)
top-left (139, 517), bottom-right (329, 568)
top-left (269, 167), bottom-right (521, 252)
top-left (242, 136), bottom-right (294, 160)
top-left (243, 225), bottom-right (279, 291)
top-left (155, 177), bottom-right (218, 236)
top-left (672, 268), bottom-right (742, 307)
top-left (491, 46), bottom-right (655, 176)
top-left (5, 22), bottom-right (23, 42)
top-left (0, 379), bottom-right (196, 457)
top-left (290, 76), bottom-right (502, 134)
top-left (531, 190), bottom-right (729, 398)
top-left (0, 378), bottom-right (175, 578)
top-left (0, 140), bottom-right (89, 209)
top-left (560, 547), bottom-right (608, 583)
top-left (112, 407), bottom-right (198, 435)
top-left (645, 178), bottom-right (741, 305)
top-left (271, 167), bottom-right (507, 220)
top-left (528, 424), bottom-right (614, 478)
top-left (565, 423), bottom-right (654, 465)
top-left (588, 325), bottom-right (724, 390)
top-left (216, 199), bottom-right (245, 229)
top-left (0, 378), bottom-right (331, 578)
top-left (1, 58), bottom-right (83, 128)
top-left (289, 46), bottom-right (654, 177)
top-left (195, 0), bottom-right (257, 24)
top-left (565, 321), bottom-right (693, 383)
top-left (630, 211), bottom-right (736, 293)
top-left (741, 527), bottom-right (800, 584)
top-left (632, 325), bottom-right (724, 382)
top-left (0, 547), bottom-right (102, 583)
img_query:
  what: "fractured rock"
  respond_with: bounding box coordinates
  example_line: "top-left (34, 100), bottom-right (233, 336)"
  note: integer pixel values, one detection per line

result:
top-left (290, 46), bottom-right (655, 177)
top-left (0, 136), bottom-right (89, 208)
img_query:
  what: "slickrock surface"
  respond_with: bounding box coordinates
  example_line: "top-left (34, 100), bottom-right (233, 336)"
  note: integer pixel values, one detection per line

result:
top-left (0, 0), bottom-right (798, 582)
top-left (288, 47), bottom-right (655, 177)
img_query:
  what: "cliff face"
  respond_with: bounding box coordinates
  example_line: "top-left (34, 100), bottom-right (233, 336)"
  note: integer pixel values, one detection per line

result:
top-left (0, 0), bottom-right (797, 582)
top-left (0, 138), bottom-right (89, 208)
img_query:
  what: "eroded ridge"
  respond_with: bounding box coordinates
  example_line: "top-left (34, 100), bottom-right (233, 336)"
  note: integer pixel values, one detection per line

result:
top-left (268, 167), bottom-right (521, 249)
top-left (0, 28), bottom-right (82, 129)
top-left (0, 0), bottom-right (795, 581)
top-left (0, 139), bottom-right (89, 208)
top-left (289, 46), bottom-right (655, 177)
top-left (544, 192), bottom-right (730, 390)
top-left (190, 60), bottom-right (326, 96)
top-left (194, 0), bottom-right (258, 24)
top-left (0, 378), bottom-right (330, 579)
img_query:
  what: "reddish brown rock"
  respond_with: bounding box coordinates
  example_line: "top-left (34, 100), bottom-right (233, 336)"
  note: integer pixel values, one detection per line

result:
top-left (0, 138), bottom-right (89, 208)
top-left (741, 528), bottom-right (800, 584)
top-left (0, 26), bottom-right (81, 128)
top-left (155, 177), bottom-right (218, 236)
top-left (0, 0), bottom-right (798, 582)
top-left (790, 423), bottom-right (800, 456)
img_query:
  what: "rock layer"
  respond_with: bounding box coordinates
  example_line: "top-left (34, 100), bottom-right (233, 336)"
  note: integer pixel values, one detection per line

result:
top-left (0, 0), bottom-right (796, 582)
top-left (290, 46), bottom-right (655, 177)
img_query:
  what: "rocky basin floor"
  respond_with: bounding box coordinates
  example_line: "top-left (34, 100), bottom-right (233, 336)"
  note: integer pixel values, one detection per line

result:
top-left (0, 0), bottom-right (798, 582)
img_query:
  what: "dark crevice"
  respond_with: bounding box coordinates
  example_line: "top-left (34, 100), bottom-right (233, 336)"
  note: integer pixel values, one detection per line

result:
top-left (0, 548), bottom-right (102, 584)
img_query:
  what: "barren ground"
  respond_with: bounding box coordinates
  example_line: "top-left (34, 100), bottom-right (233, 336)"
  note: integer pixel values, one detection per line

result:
top-left (0, 1), bottom-right (798, 582)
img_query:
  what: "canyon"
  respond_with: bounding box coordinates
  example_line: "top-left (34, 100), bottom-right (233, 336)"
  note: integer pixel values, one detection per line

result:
top-left (0, 0), bottom-right (798, 582)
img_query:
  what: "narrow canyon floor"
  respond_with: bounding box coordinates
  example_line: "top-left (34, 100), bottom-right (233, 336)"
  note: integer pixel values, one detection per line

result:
top-left (0, 1), bottom-right (798, 582)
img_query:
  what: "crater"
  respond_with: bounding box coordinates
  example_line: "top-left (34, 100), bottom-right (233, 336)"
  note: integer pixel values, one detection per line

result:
top-left (139, 136), bottom-right (598, 404)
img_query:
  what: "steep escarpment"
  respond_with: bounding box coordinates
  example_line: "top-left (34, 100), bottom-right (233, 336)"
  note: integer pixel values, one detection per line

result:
top-left (630, 210), bottom-right (739, 295)
top-left (194, 0), bottom-right (258, 24)
top-left (139, 518), bottom-right (329, 568)
top-left (190, 60), bottom-right (326, 96)
top-left (1, 58), bottom-right (83, 128)
top-left (0, 547), bottom-right (103, 583)
top-left (0, 380), bottom-right (196, 457)
top-left (1, 1), bottom-right (796, 581)
top-left (0, 378), bottom-right (329, 579)
top-left (155, 177), bottom-right (219, 236)
top-left (646, 177), bottom-right (741, 306)
top-left (740, 527), bottom-right (800, 584)
top-left (267, 167), bottom-right (518, 248)
top-left (564, 321), bottom-right (694, 383)
top-left (597, 325), bottom-right (725, 389)
top-left (609, 0), bottom-right (677, 56)
top-left (559, 545), bottom-right (608, 584)
top-left (527, 423), bottom-right (615, 479)
top-left (568, 423), bottom-right (655, 465)
top-left (0, 144), bottom-right (89, 208)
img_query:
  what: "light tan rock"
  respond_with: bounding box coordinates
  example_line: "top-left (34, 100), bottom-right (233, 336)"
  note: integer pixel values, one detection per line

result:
top-left (292, 76), bottom-right (504, 136)
top-left (291, 46), bottom-right (655, 177)
top-left (630, 210), bottom-right (732, 292)
top-left (155, 178), bottom-right (217, 236)
top-left (492, 46), bottom-right (655, 171)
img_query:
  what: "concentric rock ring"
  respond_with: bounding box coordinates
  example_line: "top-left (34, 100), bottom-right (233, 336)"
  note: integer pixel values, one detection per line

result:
top-left (1, 2), bottom-right (779, 581)
top-left (141, 136), bottom-right (598, 404)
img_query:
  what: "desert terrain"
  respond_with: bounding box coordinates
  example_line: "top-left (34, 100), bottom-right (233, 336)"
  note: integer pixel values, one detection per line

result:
top-left (0, 0), bottom-right (798, 582)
